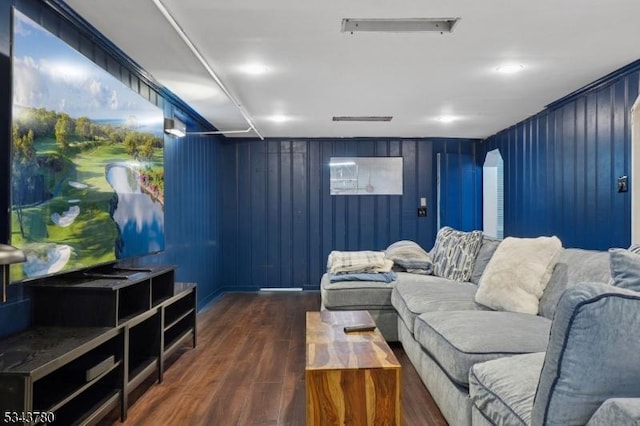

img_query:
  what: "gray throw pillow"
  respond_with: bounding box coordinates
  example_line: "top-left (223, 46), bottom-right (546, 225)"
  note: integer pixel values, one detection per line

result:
top-left (470, 237), bottom-right (501, 285)
top-left (609, 248), bottom-right (640, 292)
top-left (385, 240), bottom-right (433, 273)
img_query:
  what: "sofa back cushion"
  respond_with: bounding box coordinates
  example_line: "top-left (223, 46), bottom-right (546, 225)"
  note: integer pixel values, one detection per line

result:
top-left (609, 248), bottom-right (640, 292)
top-left (538, 248), bottom-right (610, 319)
top-left (470, 236), bottom-right (501, 284)
top-left (531, 282), bottom-right (640, 426)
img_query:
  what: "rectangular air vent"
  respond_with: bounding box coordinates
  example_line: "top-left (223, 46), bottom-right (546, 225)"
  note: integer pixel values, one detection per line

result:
top-left (332, 116), bottom-right (393, 122)
top-left (341, 18), bottom-right (460, 34)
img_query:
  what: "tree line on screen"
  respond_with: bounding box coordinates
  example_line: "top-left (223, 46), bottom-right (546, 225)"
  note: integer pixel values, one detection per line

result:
top-left (11, 107), bottom-right (164, 237)
top-left (13, 107), bottom-right (163, 159)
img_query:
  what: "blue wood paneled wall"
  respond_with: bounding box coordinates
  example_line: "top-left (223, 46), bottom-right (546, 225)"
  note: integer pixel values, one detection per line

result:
top-left (0, 0), bottom-right (223, 338)
top-left (221, 138), bottom-right (479, 290)
top-left (140, 133), bottom-right (223, 309)
top-left (481, 65), bottom-right (640, 250)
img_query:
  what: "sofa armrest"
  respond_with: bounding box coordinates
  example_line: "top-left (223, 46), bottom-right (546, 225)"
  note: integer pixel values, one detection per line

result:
top-left (586, 398), bottom-right (640, 426)
top-left (531, 282), bottom-right (640, 426)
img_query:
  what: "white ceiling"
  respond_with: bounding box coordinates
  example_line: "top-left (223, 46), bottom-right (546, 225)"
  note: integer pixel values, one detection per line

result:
top-left (64, 0), bottom-right (640, 139)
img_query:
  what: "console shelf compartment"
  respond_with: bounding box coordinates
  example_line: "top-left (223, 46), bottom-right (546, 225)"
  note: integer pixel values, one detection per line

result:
top-left (128, 357), bottom-right (160, 391)
top-left (164, 309), bottom-right (195, 333)
top-left (53, 386), bottom-right (121, 426)
top-left (0, 326), bottom-right (123, 425)
top-left (29, 265), bottom-right (175, 327)
top-left (0, 266), bottom-right (196, 425)
top-left (151, 270), bottom-right (176, 306)
top-left (127, 311), bottom-right (161, 390)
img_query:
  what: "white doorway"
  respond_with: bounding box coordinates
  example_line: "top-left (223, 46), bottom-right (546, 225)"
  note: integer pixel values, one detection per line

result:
top-left (483, 149), bottom-right (504, 239)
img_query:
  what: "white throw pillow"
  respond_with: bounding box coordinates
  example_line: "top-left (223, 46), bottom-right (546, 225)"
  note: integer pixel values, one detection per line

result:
top-left (475, 236), bottom-right (563, 314)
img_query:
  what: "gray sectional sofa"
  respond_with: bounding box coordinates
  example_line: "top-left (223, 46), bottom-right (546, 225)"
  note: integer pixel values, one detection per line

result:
top-left (320, 237), bottom-right (640, 425)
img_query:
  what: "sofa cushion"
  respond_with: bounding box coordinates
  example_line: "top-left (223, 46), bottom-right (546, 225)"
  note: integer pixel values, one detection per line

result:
top-left (586, 398), bottom-right (640, 426)
top-left (385, 240), bottom-right (433, 273)
top-left (475, 236), bottom-right (562, 314)
top-left (470, 352), bottom-right (546, 426)
top-left (320, 273), bottom-right (394, 310)
top-left (391, 273), bottom-right (488, 333)
top-left (538, 248), bottom-right (611, 319)
top-left (431, 226), bottom-right (484, 282)
top-left (609, 248), bottom-right (640, 292)
top-left (470, 236), bottom-right (501, 285)
top-left (532, 282), bottom-right (640, 426)
top-left (414, 311), bottom-right (551, 387)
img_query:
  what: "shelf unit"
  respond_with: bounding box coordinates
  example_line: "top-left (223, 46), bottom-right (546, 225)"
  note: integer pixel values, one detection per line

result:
top-left (0, 266), bottom-right (196, 425)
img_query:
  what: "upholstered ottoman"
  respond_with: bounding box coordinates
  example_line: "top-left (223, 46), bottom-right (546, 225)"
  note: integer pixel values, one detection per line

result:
top-left (320, 273), bottom-right (398, 341)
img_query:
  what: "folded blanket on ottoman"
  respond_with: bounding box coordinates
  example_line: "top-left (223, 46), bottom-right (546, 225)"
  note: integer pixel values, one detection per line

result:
top-left (327, 250), bottom-right (391, 274)
top-left (328, 271), bottom-right (397, 283)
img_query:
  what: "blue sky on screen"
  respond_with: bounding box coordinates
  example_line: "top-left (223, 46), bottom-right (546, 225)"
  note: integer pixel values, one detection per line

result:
top-left (12, 10), bottom-right (163, 128)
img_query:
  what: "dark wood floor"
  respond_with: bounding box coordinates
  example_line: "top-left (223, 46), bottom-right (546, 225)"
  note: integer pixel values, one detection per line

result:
top-left (103, 291), bottom-right (447, 425)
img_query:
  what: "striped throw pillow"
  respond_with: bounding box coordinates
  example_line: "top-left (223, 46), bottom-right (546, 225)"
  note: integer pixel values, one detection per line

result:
top-left (431, 226), bottom-right (484, 282)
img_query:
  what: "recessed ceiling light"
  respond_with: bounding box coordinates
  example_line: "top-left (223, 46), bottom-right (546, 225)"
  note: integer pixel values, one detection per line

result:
top-left (269, 114), bottom-right (289, 123)
top-left (496, 63), bottom-right (524, 74)
top-left (436, 115), bottom-right (457, 123)
top-left (240, 63), bottom-right (269, 76)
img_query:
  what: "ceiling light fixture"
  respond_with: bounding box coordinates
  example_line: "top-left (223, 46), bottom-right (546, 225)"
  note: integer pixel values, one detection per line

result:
top-left (269, 115), bottom-right (289, 123)
top-left (164, 117), bottom-right (187, 137)
top-left (436, 115), bottom-right (458, 123)
top-left (496, 63), bottom-right (525, 74)
top-left (187, 128), bottom-right (254, 136)
top-left (240, 63), bottom-right (269, 76)
top-left (341, 18), bottom-right (460, 34)
top-left (151, 0), bottom-right (264, 140)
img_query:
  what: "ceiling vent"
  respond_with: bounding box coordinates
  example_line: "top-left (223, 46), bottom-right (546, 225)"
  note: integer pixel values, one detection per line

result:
top-left (332, 116), bottom-right (393, 122)
top-left (341, 18), bottom-right (460, 34)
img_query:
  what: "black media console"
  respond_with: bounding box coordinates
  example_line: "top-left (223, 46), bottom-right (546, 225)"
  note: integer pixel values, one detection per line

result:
top-left (0, 266), bottom-right (196, 425)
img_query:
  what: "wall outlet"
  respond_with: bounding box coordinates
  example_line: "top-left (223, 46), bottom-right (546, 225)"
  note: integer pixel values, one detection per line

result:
top-left (417, 207), bottom-right (427, 217)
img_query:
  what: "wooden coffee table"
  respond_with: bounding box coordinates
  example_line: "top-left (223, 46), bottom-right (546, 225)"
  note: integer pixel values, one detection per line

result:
top-left (305, 310), bottom-right (401, 425)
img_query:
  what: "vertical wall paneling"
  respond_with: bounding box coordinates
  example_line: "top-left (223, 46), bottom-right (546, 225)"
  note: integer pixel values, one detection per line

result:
top-left (629, 74), bottom-right (640, 243)
top-left (222, 138), bottom-right (480, 291)
top-left (613, 78), bottom-right (630, 246)
top-left (137, 131), bottom-right (224, 310)
top-left (439, 154), bottom-right (482, 231)
top-left (308, 141), bottom-right (322, 286)
top-left (596, 86), bottom-right (613, 247)
top-left (482, 66), bottom-right (640, 250)
top-left (574, 98), bottom-right (587, 247)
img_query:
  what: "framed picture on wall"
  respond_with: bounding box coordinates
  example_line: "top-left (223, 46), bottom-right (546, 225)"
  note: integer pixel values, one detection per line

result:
top-left (329, 157), bottom-right (403, 195)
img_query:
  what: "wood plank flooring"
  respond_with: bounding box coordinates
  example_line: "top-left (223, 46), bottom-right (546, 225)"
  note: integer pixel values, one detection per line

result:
top-left (102, 291), bottom-right (447, 426)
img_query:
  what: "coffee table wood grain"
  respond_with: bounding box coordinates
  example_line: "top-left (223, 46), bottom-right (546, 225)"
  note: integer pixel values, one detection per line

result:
top-left (305, 310), bottom-right (401, 425)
